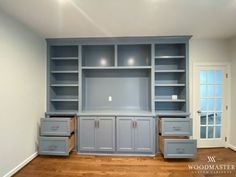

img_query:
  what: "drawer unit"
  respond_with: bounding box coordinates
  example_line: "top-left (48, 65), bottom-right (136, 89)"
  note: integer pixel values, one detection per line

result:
top-left (159, 118), bottom-right (192, 136)
top-left (40, 117), bottom-right (75, 136)
top-left (159, 136), bottom-right (196, 158)
top-left (39, 134), bottom-right (75, 156)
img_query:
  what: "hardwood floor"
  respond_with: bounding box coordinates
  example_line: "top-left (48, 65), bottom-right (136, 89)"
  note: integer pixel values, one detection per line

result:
top-left (14, 148), bottom-right (236, 177)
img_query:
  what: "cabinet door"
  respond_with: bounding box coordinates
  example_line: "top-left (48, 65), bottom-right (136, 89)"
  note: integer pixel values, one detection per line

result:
top-left (134, 117), bottom-right (154, 153)
top-left (96, 117), bottom-right (115, 152)
top-left (116, 117), bottom-right (135, 152)
top-left (79, 117), bottom-right (96, 151)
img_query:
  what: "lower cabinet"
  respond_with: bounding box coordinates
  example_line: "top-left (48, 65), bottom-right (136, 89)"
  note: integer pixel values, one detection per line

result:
top-left (117, 117), bottom-right (154, 153)
top-left (79, 116), bottom-right (115, 152)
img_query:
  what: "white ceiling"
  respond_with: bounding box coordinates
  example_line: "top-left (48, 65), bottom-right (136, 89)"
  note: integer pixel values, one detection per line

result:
top-left (0, 0), bottom-right (236, 39)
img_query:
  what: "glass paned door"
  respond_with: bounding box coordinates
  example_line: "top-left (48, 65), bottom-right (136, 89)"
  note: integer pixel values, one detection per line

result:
top-left (195, 65), bottom-right (227, 148)
top-left (200, 70), bottom-right (222, 139)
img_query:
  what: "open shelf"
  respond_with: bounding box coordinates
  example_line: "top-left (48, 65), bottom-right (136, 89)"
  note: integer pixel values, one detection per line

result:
top-left (155, 72), bottom-right (185, 84)
top-left (155, 102), bottom-right (186, 112)
top-left (155, 56), bottom-right (185, 59)
top-left (51, 71), bottom-right (78, 74)
top-left (51, 60), bottom-right (78, 71)
top-left (51, 57), bottom-right (78, 60)
top-left (117, 44), bottom-right (151, 66)
top-left (51, 98), bottom-right (78, 102)
top-left (82, 69), bottom-right (151, 112)
top-left (155, 69), bottom-right (185, 73)
top-left (82, 45), bottom-right (115, 67)
top-left (155, 44), bottom-right (185, 57)
top-left (51, 84), bottom-right (78, 87)
top-left (51, 46), bottom-right (78, 58)
top-left (50, 101), bottom-right (78, 112)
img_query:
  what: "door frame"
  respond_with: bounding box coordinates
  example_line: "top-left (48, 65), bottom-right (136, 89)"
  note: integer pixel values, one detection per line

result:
top-left (192, 62), bottom-right (231, 148)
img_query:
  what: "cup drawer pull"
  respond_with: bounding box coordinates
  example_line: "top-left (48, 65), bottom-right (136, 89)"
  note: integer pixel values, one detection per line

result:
top-left (172, 126), bottom-right (181, 131)
top-left (176, 148), bottom-right (185, 153)
top-left (51, 126), bottom-right (59, 130)
top-left (48, 145), bottom-right (57, 150)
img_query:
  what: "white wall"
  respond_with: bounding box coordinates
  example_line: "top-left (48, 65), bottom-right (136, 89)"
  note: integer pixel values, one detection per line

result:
top-left (0, 11), bottom-right (46, 177)
top-left (189, 39), bottom-right (231, 142)
top-left (229, 37), bottom-right (236, 148)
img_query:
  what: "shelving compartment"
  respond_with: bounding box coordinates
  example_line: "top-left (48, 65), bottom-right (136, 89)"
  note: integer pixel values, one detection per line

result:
top-left (51, 73), bottom-right (78, 85)
top-left (155, 44), bottom-right (185, 58)
top-left (118, 45), bottom-right (151, 66)
top-left (50, 101), bottom-right (78, 112)
top-left (155, 72), bottom-right (186, 85)
top-left (50, 87), bottom-right (78, 100)
top-left (155, 86), bottom-right (186, 101)
top-left (51, 45), bottom-right (78, 58)
top-left (155, 102), bottom-right (186, 112)
top-left (155, 58), bottom-right (185, 71)
top-left (51, 60), bottom-right (78, 72)
top-left (82, 45), bottom-right (115, 67)
top-left (82, 69), bottom-right (151, 112)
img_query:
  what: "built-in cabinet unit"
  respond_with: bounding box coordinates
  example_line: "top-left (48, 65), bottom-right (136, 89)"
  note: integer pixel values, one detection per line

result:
top-left (154, 44), bottom-right (188, 115)
top-left (39, 117), bottom-right (75, 156)
top-left (79, 116), bottom-right (115, 152)
top-left (117, 117), bottom-right (154, 153)
top-left (44, 36), bottom-right (195, 158)
top-left (48, 45), bottom-right (79, 113)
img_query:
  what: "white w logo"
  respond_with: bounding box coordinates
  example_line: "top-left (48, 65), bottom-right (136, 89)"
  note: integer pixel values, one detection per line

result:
top-left (207, 156), bottom-right (216, 163)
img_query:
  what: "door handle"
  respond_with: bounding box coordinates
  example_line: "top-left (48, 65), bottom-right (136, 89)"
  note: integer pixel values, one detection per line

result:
top-left (135, 121), bottom-right (137, 128)
top-left (197, 110), bottom-right (201, 114)
top-left (97, 120), bottom-right (99, 128)
top-left (132, 121), bottom-right (135, 128)
top-left (94, 120), bottom-right (97, 128)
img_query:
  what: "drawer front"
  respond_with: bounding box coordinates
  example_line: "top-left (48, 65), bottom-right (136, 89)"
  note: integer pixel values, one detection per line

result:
top-left (164, 139), bottom-right (196, 158)
top-left (41, 118), bottom-right (73, 136)
top-left (39, 136), bottom-right (69, 156)
top-left (160, 118), bottom-right (192, 136)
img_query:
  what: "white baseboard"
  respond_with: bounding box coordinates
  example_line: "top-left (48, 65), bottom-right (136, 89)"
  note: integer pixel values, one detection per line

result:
top-left (3, 152), bottom-right (38, 177)
top-left (228, 144), bottom-right (236, 151)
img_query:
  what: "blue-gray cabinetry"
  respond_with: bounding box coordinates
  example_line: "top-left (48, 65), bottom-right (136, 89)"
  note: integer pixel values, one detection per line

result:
top-left (39, 117), bottom-right (75, 156)
top-left (117, 117), bottom-right (154, 153)
top-left (79, 116), bottom-right (115, 152)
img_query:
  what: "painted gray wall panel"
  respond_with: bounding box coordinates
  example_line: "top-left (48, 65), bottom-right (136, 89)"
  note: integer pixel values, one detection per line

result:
top-left (116, 117), bottom-right (135, 152)
top-left (79, 117), bottom-right (96, 151)
top-left (83, 74), bottom-right (151, 111)
top-left (96, 117), bottom-right (115, 152)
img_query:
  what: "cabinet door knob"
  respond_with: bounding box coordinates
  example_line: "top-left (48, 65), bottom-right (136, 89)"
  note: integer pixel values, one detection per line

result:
top-left (197, 110), bottom-right (201, 114)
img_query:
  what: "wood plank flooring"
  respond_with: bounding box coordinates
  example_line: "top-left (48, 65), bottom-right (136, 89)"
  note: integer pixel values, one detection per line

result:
top-left (14, 148), bottom-right (236, 177)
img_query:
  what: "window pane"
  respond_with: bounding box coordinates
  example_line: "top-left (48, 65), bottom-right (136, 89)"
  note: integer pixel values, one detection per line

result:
top-left (216, 99), bottom-right (222, 111)
top-left (215, 126), bottom-right (221, 138)
top-left (200, 71), bottom-right (207, 84)
top-left (208, 126), bottom-right (214, 138)
top-left (216, 112), bottom-right (222, 124)
top-left (200, 85), bottom-right (207, 98)
top-left (215, 85), bottom-right (222, 97)
top-left (200, 113), bottom-right (207, 125)
top-left (215, 71), bottom-right (222, 84)
top-left (201, 126), bottom-right (206, 138)
top-left (201, 99), bottom-right (207, 111)
top-left (207, 71), bottom-right (215, 84)
top-left (208, 113), bottom-right (214, 125)
top-left (207, 85), bottom-right (214, 97)
top-left (208, 99), bottom-right (214, 111)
